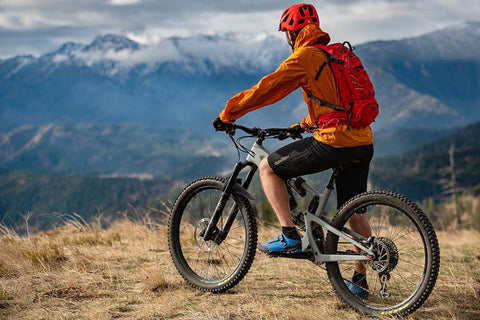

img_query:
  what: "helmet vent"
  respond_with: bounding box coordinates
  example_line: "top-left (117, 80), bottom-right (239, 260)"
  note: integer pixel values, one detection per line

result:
top-left (299, 7), bottom-right (306, 17)
top-left (279, 3), bottom-right (319, 32)
top-left (305, 5), bottom-right (313, 16)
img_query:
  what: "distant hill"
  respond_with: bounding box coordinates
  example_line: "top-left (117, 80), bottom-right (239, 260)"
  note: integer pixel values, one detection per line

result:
top-left (0, 168), bottom-right (177, 232)
top-left (373, 127), bottom-right (453, 157)
top-left (0, 122), bottom-right (480, 229)
top-left (1, 22), bottom-right (479, 134)
top-left (0, 123), bottom-right (228, 178)
top-left (371, 122), bottom-right (480, 201)
top-left (2, 23), bottom-right (480, 231)
top-left (0, 122), bottom-right (458, 177)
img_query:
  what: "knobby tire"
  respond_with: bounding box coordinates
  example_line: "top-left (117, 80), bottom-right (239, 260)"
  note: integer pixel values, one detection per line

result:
top-left (168, 176), bottom-right (257, 293)
top-left (325, 190), bottom-right (440, 317)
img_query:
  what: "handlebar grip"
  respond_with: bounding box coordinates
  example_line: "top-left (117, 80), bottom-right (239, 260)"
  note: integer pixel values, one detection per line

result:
top-left (232, 124), bottom-right (260, 135)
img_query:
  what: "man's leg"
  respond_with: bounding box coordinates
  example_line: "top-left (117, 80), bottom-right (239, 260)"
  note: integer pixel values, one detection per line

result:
top-left (259, 157), bottom-right (294, 227)
top-left (334, 147), bottom-right (373, 277)
top-left (348, 213), bottom-right (372, 273)
top-left (258, 137), bottom-right (326, 230)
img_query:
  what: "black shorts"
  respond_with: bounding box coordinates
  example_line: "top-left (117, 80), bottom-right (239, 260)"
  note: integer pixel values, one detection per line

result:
top-left (267, 137), bottom-right (374, 209)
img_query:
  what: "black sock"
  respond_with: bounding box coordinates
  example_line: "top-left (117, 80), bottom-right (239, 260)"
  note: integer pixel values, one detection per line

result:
top-left (282, 226), bottom-right (300, 240)
top-left (352, 270), bottom-right (368, 288)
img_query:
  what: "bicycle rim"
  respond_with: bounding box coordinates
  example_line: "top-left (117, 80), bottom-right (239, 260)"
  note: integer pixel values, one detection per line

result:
top-left (169, 177), bottom-right (257, 292)
top-left (326, 191), bottom-right (439, 316)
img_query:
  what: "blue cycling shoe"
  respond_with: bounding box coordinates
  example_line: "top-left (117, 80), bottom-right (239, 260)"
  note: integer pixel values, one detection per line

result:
top-left (345, 279), bottom-right (369, 299)
top-left (258, 233), bottom-right (301, 255)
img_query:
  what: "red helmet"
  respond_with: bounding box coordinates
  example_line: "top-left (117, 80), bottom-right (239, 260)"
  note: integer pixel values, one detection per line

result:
top-left (279, 3), bottom-right (319, 32)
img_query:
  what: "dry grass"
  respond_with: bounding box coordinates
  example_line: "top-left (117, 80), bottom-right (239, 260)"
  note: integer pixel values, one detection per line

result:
top-left (0, 218), bottom-right (479, 320)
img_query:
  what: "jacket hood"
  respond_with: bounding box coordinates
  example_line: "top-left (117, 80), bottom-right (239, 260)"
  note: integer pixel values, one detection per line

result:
top-left (293, 24), bottom-right (331, 51)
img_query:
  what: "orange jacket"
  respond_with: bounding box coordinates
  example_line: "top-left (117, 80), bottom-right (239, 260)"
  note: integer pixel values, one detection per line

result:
top-left (219, 24), bottom-right (373, 147)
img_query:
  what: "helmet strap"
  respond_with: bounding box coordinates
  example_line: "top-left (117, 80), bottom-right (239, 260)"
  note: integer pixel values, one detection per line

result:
top-left (286, 31), bottom-right (297, 51)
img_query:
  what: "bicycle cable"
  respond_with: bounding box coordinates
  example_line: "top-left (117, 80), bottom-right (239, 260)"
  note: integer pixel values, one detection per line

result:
top-left (228, 134), bottom-right (255, 161)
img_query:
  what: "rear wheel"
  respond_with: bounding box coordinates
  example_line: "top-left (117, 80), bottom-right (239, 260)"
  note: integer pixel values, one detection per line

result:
top-left (325, 190), bottom-right (440, 317)
top-left (168, 176), bottom-right (257, 292)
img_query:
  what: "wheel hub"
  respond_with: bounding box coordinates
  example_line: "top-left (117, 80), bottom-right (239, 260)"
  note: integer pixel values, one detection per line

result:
top-left (194, 218), bottom-right (218, 251)
top-left (365, 237), bottom-right (399, 273)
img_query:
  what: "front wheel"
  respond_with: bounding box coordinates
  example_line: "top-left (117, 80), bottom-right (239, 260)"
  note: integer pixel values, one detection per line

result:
top-left (325, 190), bottom-right (440, 317)
top-left (168, 176), bottom-right (257, 292)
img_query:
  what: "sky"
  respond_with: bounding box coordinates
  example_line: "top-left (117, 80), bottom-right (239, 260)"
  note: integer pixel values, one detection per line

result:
top-left (0, 0), bottom-right (479, 58)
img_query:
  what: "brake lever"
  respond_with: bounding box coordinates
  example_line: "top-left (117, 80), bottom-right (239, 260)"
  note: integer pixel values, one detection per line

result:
top-left (277, 132), bottom-right (289, 140)
top-left (227, 126), bottom-right (236, 137)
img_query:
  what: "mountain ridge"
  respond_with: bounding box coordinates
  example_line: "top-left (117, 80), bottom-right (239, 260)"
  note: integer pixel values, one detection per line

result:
top-left (0, 22), bottom-right (479, 133)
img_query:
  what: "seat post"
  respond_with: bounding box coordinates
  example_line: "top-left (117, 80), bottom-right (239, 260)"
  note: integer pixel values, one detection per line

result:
top-left (326, 165), bottom-right (345, 190)
top-left (327, 160), bottom-right (361, 190)
top-left (315, 166), bottom-right (345, 217)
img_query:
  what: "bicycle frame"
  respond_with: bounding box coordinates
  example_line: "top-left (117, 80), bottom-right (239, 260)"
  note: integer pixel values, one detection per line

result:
top-left (203, 137), bottom-right (374, 263)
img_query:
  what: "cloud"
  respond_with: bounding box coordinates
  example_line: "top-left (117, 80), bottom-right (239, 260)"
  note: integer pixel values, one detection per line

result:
top-left (56, 32), bottom-right (288, 76)
top-left (0, 11), bottom-right (72, 30)
top-left (108, 0), bottom-right (144, 5)
top-left (71, 40), bottom-right (182, 67)
top-left (0, 0), bottom-right (479, 58)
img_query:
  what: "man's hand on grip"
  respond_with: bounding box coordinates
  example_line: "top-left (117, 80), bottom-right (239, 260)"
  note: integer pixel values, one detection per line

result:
top-left (212, 117), bottom-right (232, 132)
top-left (290, 124), bottom-right (304, 139)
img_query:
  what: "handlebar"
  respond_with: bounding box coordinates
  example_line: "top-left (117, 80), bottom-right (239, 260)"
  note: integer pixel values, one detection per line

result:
top-left (228, 124), bottom-right (302, 141)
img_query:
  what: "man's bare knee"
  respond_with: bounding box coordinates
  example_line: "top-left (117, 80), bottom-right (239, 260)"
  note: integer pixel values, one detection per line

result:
top-left (259, 158), bottom-right (274, 176)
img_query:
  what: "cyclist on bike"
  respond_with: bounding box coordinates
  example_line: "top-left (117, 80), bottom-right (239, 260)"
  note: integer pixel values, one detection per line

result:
top-left (213, 3), bottom-right (373, 297)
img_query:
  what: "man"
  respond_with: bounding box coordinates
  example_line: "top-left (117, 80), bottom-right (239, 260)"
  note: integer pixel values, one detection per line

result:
top-left (212, 3), bottom-right (373, 297)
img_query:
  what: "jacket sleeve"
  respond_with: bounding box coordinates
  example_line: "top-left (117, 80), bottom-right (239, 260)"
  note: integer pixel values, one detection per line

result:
top-left (300, 114), bottom-right (315, 131)
top-left (219, 52), bottom-right (308, 123)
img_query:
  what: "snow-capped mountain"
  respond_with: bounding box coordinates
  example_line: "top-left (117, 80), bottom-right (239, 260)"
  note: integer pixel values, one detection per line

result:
top-left (356, 21), bottom-right (480, 128)
top-left (0, 22), bottom-right (479, 132)
top-left (359, 21), bottom-right (480, 61)
top-left (7, 33), bottom-right (290, 77)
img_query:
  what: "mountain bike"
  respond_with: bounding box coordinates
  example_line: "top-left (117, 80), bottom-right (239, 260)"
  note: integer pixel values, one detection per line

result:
top-left (168, 124), bottom-right (440, 317)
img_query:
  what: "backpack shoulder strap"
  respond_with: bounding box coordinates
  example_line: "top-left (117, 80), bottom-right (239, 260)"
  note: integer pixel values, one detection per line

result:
top-left (308, 93), bottom-right (347, 112)
top-left (312, 44), bottom-right (345, 80)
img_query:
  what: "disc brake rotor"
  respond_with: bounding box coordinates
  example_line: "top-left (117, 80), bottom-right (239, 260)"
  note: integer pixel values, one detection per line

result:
top-left (364, 237), bottom-right (399, 273)
top-left (194, 218), bottom-right (218, 252)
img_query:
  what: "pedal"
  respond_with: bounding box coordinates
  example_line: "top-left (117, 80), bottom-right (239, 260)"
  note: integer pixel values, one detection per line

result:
top-left (261, 244), bottom-right (312, 260)
top-left (266, 250), bottom-right (312, 260)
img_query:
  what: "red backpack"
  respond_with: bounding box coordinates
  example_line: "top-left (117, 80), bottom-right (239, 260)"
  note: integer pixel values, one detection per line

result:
top-left (308, 41), bottom-right (379, 129)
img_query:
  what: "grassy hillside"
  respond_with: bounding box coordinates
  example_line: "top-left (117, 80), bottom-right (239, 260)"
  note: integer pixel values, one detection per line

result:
top-left (0, 218), bottom-right (479, 320)
top-left (421, 184), bottom-right (480, 231)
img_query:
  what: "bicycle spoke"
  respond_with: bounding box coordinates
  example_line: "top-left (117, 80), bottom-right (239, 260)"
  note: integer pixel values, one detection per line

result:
top-left (326, 193), bottom-right (439, 316)
top-left (174, 183), bottom-right (251, 282)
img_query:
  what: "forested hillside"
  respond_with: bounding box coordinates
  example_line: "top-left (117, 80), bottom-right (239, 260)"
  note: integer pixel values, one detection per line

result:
top-left (1, 122), bottom-right (479, 232)
top-left (0, 123), bottom-right (227, 177)
top-left (0, 168), bottom-right (176, 232)
top-left (371, 122), bottom-right (480, 201)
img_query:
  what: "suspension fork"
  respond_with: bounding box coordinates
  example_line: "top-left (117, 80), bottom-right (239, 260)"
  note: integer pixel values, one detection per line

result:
top-left (202, 161), bottom-right (257, 243)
